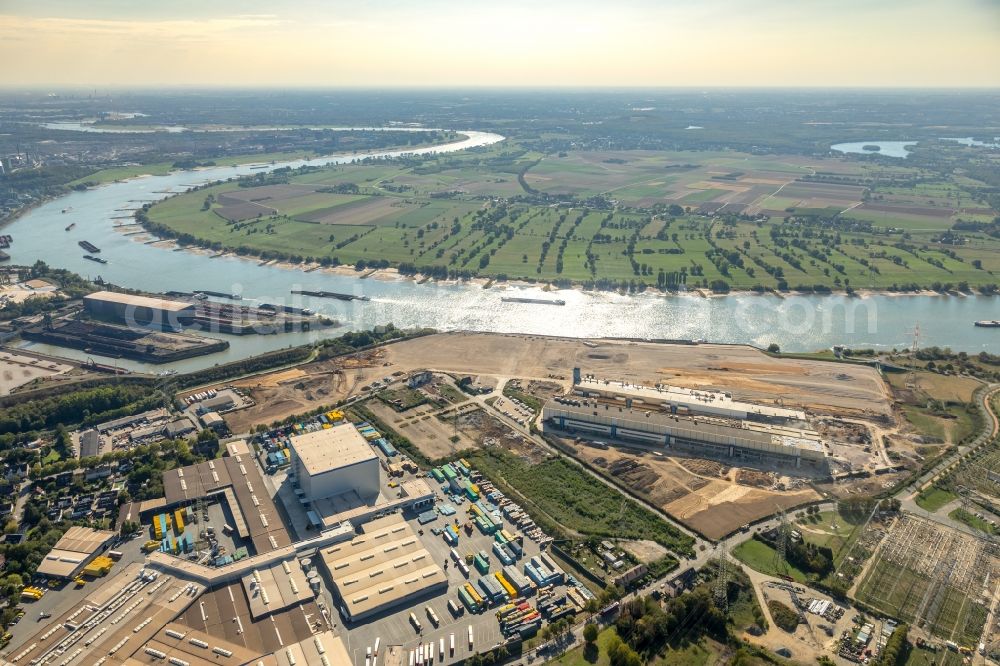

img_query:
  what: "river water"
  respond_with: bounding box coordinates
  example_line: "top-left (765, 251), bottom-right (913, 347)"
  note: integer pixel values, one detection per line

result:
top-left (5, 129), bottom-right (1000, 371)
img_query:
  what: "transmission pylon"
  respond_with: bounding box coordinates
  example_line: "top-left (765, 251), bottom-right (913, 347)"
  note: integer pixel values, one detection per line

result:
top-left (713, 539), bottom-right (730, 612)
top-left (774, 510), bottom-right (789, 573)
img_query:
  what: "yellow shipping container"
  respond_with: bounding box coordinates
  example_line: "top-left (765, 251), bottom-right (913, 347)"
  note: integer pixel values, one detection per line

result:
top-left (464, 583), bottom-right (483, 605)
top-left (173, 509), bottom-right (185, 534)
top-left (494, 572), bottom-right (517, 598)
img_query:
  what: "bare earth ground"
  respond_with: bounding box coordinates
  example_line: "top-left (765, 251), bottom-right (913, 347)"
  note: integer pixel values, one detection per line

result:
top-left (366, 398), bottom-right (481, 459)
top-left (218, 349), bottom-right (388, 432)
top-left (564, 439), bottom-right (819, 539)
top-left (620, 540), bottom-right (670, 565)
top-left (212, 330), bottom-right (889, 440)
top-left (380, 333), bottom-right (891, 416)
top-left (0, 351), bottom-right (75, 396)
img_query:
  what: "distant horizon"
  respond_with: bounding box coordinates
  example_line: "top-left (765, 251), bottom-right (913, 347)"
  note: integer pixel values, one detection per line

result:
top-left (1, 0), bottom-right (998, 88)
top-left (4, 85), bottom-right (1000, 92)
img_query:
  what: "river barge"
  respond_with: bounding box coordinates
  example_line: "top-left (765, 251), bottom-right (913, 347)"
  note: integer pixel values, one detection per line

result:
top-left (501, 296), bottom-right (566, 306)
top-left (975, 320), bottom-right (1000, 328)
top-left (78, 240), bottom-right (101, 253)
top-left (195, 290), bottom-right (241, 300)
top-left (290, 289), bottom-right (370, 302)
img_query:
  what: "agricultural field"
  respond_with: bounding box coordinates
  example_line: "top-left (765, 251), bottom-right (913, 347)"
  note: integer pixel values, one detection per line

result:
top-left (142, 140), bottom-right (1000, 292)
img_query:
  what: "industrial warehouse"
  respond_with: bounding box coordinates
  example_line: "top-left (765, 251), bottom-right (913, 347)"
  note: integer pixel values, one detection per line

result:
top-left (35, 526), bottom-right (117, 580)
top-left (83, 290), bottom-right (197, 328)
top-left (317, 514), bottom-right (449, 622)
top-left (5, 410), bottom-right (580, 666)
top-left (289, 425), bottom-right (381, 502)
top-left (161, 440), bottom-right (291, 556)
top-left (542, 400), bottom-right (827, 470)
top-left (572, 372), bottom-right (806, 422)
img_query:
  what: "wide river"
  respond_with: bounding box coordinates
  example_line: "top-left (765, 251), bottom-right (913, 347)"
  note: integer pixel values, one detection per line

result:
top-left (5, 129), bottom-right (1000, 371)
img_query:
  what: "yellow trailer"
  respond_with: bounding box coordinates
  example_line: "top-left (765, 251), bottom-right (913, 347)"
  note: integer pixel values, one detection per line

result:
top-left (464, 583), bottom-right (483, 606)
top-left (173, 508), bottom-right (185, 534)
top-left (494, 572), bottom-right (517, 598)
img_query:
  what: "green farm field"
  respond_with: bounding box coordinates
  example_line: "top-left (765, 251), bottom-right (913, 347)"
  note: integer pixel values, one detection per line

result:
top-left (143, 144), bottom-right (1000, 292)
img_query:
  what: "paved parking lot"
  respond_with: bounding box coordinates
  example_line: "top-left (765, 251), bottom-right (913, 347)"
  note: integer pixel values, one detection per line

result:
top-left (492, 396), bottom-right (534, 427)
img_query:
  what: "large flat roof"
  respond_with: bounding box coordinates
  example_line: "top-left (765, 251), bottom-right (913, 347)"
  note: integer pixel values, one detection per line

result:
top-left (311, 477), bottom-right (436, 529)
top-left (162, 445), bottom-right (291, 553)
top-left (544, 401), bottom-right (825, 459)
top-left (289, 424), bottom-right (378, 477)
top-left (36, 525), bottom-right (116, 578)
top-left (319, 513), bottom-right (447, 619)
top-left (576, 376), bottom-right (807, 420)
top-left (84, 290), bottom-right (196, 313)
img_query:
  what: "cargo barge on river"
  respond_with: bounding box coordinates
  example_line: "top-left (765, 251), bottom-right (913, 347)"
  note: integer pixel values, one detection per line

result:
top-left (290, 289), bottom-right (370, 302)
top-left (501, 296), bottom-right (566, 306)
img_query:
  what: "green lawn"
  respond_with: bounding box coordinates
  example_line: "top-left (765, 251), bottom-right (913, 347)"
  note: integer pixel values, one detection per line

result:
top-left (731, 539), bottom-right (809, 582)
top-left (949, 507), bottom-right (996, 534)
top-left (915, 487), bottom-right (957, 513)
top-left (466, 449), bottom-right (694, 557)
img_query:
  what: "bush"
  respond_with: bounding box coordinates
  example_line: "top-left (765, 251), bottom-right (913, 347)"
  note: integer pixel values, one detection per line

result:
top-left (877, 623), bottom-right (909, 666)
top-left (767, 600), bottom-right (799, 632)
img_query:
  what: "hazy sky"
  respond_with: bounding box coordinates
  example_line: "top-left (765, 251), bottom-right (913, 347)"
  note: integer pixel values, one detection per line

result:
top-left (1, 0), bottom-right (998, 87)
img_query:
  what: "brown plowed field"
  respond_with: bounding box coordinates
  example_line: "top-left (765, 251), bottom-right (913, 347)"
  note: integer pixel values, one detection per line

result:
top-left (296, 196), bottom-right (412, 225)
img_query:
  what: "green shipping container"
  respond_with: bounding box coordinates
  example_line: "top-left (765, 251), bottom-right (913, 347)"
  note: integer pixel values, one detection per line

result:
top-left (458, 587), bottom-right (480, 613)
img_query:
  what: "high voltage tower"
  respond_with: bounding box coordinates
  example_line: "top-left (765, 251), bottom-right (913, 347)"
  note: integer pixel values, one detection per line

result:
top-left (713, 539), bottom-right (730, 612)
top-left (774, 509), bottom-right (790, 573)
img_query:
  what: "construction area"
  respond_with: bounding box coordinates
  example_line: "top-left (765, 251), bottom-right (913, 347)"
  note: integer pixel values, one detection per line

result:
top-left (561, 439), bottom-right (819, 539)
top-left (854, 513), bottom-right (1000, 650)
top-left (200, 332), bottom-right (893, 433)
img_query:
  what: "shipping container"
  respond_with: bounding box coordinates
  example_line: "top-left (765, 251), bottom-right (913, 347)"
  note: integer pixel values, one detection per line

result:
top-left (458, 586), bottom-right (480, 613)
top-left (494, 571), bottom-right (517, 598)
top-left (464, 582), bottom-right (483, 606)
